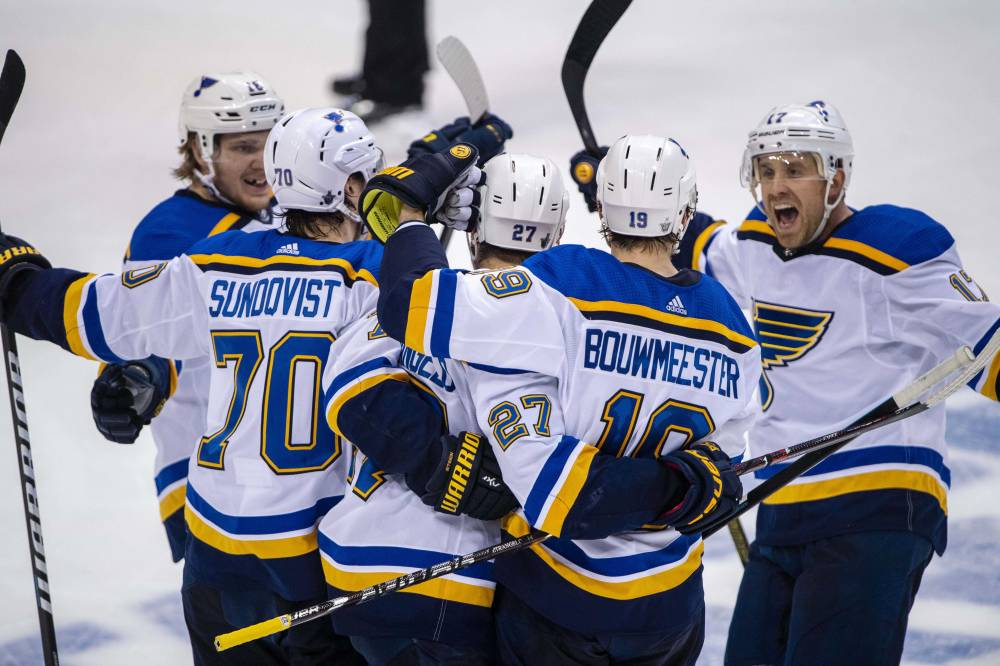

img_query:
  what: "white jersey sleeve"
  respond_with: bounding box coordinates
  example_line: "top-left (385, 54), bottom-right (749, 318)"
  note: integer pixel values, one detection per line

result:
top-left (394, 266), bottom-right (570, 376)
top-left (882, 247), bottom-right (1000, 400)
top-left (69, 257), bottom-right (209, 362)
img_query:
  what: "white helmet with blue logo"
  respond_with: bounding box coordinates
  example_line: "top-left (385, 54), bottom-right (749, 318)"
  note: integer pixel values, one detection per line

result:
top-left (178, 72), bottom-right (284, 191)
top-left (264, 107), bottom-right (383, 219)
top-left (596, 135), bottom-right (697, 240)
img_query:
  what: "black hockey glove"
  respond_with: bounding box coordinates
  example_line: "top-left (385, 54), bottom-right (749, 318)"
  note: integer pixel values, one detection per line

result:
top-left (659, 441), bottom-right (743, 534)
top-left (0, 233), bottom-right (51, 302)
top-left (407, 117), bottom-right (472, 159)
top-left (415, 432), bottom-right (519, 521)
top-left (91, 358), bottom-right (172, 444)
top-left (570, 146), bottom-right (608, 213)
top-left (360, 143), bottom-right (482, 243)
top-left (407, 114), bottom-right (513, 167)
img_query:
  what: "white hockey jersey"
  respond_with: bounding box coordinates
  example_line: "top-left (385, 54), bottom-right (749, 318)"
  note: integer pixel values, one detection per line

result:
top-left (319, 312), bottom-right (499, 649)
top-left (123, 188), bottom-right (277, 561)
top-left (687, 205), bottom-right (1000, 552)
top-left (12, 228), bottom-right (381, 600)
top-left (377, 237), bottom-right (761, 635)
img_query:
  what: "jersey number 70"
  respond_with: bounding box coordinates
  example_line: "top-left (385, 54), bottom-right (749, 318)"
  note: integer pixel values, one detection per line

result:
top-left (196, 330), bottom-right (342, 474)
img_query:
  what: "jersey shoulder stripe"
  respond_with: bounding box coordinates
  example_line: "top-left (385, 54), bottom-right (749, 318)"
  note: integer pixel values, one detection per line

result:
top-left (525, 245), bottom-right (756, 354)
top-left (736, 205), bottom-right (954, 275)
top-left (186, 231), bottom-right (382, 286)
top-left (127, 190), bottom-right (254, 262)
top-left (831, 205), bottom-right (954, 270)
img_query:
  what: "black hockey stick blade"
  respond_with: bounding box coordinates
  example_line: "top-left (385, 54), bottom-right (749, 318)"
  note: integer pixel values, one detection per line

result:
top-left (561, 0), bottom-right (632, 156)
top-left (0, 50), bottom-right (26, 145)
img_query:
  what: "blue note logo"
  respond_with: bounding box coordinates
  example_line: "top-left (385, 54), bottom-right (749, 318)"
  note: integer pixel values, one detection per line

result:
top-left (753, 300), bottom-right (834, 411)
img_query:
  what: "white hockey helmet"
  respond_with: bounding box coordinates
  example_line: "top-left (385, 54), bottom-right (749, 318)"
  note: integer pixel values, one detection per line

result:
top-left (264, 107), bottom-right (383, 220)
top-left (178, 72), bottom-right (284, 181)
top-left (740, 100), bottom-right (854, 242)
top-left (596, 135), bottom-right (697, 240)
top-left (472, 153), bottom-right (568, 255)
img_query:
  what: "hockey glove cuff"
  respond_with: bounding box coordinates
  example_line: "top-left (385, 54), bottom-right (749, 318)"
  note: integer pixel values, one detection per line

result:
top-left (570, 146), bottom-right (608, 213)
top-left (0, 234), bottom-right (51, 305)
top-left (418, 432), bottom-right (519, 521)
top-left (360, 143), bottom-right (481, 243)
top-left (406, 117), bottom-right (473, 160)
top-left (659, 441), bottom-right (742, 534)
top-left (91, 357), bottom-right (173, 444)
top-left (454, 114), bottom-right (513, 166)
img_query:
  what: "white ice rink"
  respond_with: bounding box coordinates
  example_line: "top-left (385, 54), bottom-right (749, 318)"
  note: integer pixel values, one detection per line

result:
top-left (1, 1), bottom-right (998, 663)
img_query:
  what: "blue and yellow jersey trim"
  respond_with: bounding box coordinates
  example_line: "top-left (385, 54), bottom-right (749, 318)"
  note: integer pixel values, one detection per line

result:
top-left (737, 205), bottom-right (954, 276)
top-left (503, 513), bottom-right (703, 600)
top-left (970, 319), bottom-right (1000, 402)
top-left (324, 357), bottom-right (410, 437)
top-left (184, 484), bottom-right (340, 559)
top-left (187, 252), bottom-right (378, 287)
top-left (521, 436), bottom-right (598, 537)
top-left (154, 458), bottom-right (189, 522)
top-left (404, 269), bottom-right (457, 357)
top-left (569, 297), bottom-right (757, 355)
top-left (319, 534), bottom-right (495, 608)
top-left (61, 274), bottom-right (128, 364)
top-left (757, 445), bottom-right (950, 513)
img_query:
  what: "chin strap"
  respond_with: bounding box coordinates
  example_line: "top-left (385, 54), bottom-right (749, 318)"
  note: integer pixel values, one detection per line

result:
top-left (804, 178), bottom-right (846, 245)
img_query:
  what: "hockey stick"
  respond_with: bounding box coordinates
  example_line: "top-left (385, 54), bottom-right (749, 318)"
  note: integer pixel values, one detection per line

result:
top-left (0, 49), bottom-right (60, 666)
top-left (702, 337), bottom-right (996, 538)
top-left (561, 0), bottom-right (632, 156)
top-left (435, 36), bottom-right (491, 252)
top-left (215, 528), bottom-right (550, 652)
top-left (215, 338), bottom-right (995, 652)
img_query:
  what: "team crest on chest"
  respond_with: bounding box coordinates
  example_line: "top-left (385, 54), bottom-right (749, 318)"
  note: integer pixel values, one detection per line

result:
top-left (753, 300), bottom-right (834, 411)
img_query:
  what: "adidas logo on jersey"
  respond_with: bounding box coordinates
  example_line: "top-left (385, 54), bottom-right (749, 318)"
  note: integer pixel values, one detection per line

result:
top-left (276, 242), bottom-right (300, 256)
top-left (665, 296), bottom-right (687, 315)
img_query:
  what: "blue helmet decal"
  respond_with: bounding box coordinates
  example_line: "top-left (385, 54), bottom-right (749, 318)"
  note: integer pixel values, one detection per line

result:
top-left (193, 76), bottom-right (218, 98)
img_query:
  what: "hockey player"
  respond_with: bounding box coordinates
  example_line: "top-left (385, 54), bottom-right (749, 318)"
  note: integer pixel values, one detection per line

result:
top-left (319, 152), bottom-right (566, 664)
top-left (357, 136), bottom-right (759, 664)
top-left (677, 101), bottom-right (1000, 666)
top-left (90, 71), bottom-right (285, 563)
top-left (0, 107), bottom-right (385, 665)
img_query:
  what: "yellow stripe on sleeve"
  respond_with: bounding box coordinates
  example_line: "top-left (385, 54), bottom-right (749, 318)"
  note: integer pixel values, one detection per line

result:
top-left (158, 484), bottom-right (187, 521)
top-left (540, 445), bottom-right (599, 537)
top-left (321, 558), bottom-right (494, 608)
top-left (404, 272), bottom-right (435, 353)
top-left (980, 350), bottom-right (1000, 401)
top-left (207, 213), bottom-right (242, 237)
top-left (690, 220), bottom-right (726, 272)
top-left (62, 274), bottom-right (97, 360)
top-left (764, 469), bottom-right (948, 514)
top-left (325, 371), bottom-right (411, 437)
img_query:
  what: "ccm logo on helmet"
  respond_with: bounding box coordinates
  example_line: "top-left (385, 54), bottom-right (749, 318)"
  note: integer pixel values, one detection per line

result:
top-left (250, 104), bottom-right (278, 113)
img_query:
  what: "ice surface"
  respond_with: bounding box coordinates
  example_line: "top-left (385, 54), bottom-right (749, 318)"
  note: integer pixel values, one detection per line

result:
top-left (0, 1), bottom-right (997, 663)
